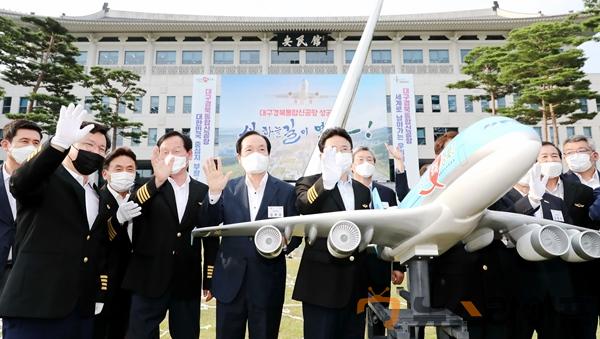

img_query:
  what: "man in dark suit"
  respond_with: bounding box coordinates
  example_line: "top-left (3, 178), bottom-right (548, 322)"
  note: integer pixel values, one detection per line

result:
top-left (0, 104), bottom-right (113, 339)
top-left (0, 120), bottom-right (42, 291)
top-left (203, 131), bottom-right (301, 339)
top-left (122, 131), bottom-right (219, 339)
top-left (561, 135), bottom-right (600, 189)
top-left (294, 128), bottom-right (372, 339)
top-left (94, 147), bottom-right (140, 339)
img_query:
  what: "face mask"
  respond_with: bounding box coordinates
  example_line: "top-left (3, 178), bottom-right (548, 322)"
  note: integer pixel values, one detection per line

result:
top-left (9, 145), bottom-right (37, 164)
top-left (240, 152), bottom-right (269, 175)
top-left (355, 162), bottom-right (376, 178)
top-left (540, 161), bottom-right (563, 178)
top-left (566, 153), bottom-right (593, 173)
top-left (164, 154), bottom-right (188, 175)
top-left (109, 171), bottom-right (135, 192)
top-left (72, 149), bottom-right (105, 175)
top-left (335, 152), bottom-right (353, 172)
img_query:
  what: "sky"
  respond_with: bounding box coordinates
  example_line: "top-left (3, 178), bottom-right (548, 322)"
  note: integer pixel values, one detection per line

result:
top-left (1, 0), bottom-right (598, 72)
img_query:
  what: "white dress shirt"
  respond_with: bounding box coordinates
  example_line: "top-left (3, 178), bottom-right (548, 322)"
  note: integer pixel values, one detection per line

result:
top-left (246, 173), bottom-right (269, 222)
top-left (168, 174), bottom-right (191, 223)
top-left (64, 166), bottom-right (99, 229)
top-left (107, 184), bottom-right (133, 240)
top-left (575, 170), bottom-right (600, 189)
top-left (3, 165), bottom-right (16, 261)
top-left (337, 175), bottom-right (355, 211)
top-left (534, 179), bottom-right (565, 219)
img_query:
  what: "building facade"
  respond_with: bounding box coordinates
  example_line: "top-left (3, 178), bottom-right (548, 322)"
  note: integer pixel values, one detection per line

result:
top-left (1, 5), bottom-right (598, 176)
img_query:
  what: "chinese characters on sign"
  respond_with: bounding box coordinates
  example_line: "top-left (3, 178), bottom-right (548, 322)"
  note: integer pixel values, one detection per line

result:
top-left (277, 33), bottom-right (329, 52)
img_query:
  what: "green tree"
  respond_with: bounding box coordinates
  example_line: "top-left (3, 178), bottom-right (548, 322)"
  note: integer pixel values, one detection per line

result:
top-left (582, 0), bottom-right (600, 37)
top-left (447, 46), bottom-right (514, 115)
top-left (83, 66), bottom-right (147, 150)
top-left (499, 20), bottom-right (597, 143)
top-left (0, 16), bottom-right (85, 133)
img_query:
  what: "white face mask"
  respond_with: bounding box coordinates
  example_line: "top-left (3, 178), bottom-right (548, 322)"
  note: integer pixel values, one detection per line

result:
top-left (566, 153), bottom-right (593, 173)
top-left (109, 171), bottom-right (135, 193)
top-left (9, 144), bottom-right (37, 165)
top-left (335, 152), bottom-right (353, 172)
top-left (164, 154), bottom-right (188, 175)
top-left (540, 161), bottom-right (563, 178)
top-left (240, 152), bottom-right (269, 175)
top-left (355, 162), bottom-right (376, 178)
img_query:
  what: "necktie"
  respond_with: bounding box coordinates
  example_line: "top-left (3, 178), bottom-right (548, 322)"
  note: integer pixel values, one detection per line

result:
top-left (372, 187), bottom-right (384, 209)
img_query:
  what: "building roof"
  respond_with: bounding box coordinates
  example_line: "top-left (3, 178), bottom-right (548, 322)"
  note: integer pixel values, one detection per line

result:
top-left (0, 6), bottom-right (571, 33)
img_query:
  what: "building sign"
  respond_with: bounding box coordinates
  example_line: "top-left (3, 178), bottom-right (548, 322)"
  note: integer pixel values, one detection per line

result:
top-left (189, 75), bottom-right (217, 182)
top-left (277, 32), bottom-right (329, 52)
top-left (390, 74), bottom-right (419, 188)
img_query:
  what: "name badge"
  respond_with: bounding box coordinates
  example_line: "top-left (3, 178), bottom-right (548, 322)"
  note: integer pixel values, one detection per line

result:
top-left (381, 202), bottom-right (390, 209)
top-left (550, 209), bottom-right (564, 222)
top-left (268, 206), bottom-right (284, 219)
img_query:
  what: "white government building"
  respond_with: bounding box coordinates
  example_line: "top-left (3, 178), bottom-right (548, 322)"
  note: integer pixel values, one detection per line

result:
top-left (1, 3), bottom-right (598, 177)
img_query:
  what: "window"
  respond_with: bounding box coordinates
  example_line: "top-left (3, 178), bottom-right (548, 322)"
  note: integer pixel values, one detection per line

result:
top-left (147, 128), bottom-right (157, 146)
top-left (583, 126), bottom-right (592, 138)
top-left (124, 51), bottom-right (145, 65)
top-left (213, 50), bottom-right (234, 64)
top-left (415, 95), bottom-right (424, 113)
top-left (166, 96), bottom-right (175, 113)
top-left (102, 96), bottom-right (110, 111)
top-left (596, 97), bottom-right (600, 112)
top-left (182, 51), bottom-right (202, 64)
top-left (271, 51), bottom-right (299, 64)
top-left (183, 96), bottom-right (192, 113)
top-left (344, 50), bottom-right (355, 64)
top-left (216, 96), bottom-right (221, 113)
top-left (165, 128), bottom-right (174, 134)
top-left (429, 49), bottom-right (449, 63)
top-left (548, 127), bottom-right (559, 144)
top-left (150, 96), bottom-right (159, 114)
top-left (464, 96), bottom-right (473, 113)
top-left (566, 126), bottom-right (575, 138)
top-left (417, 128), bottom-right (426, 145)
top-left (433, 127), bottom-right (459, 141)
top-left (84, 96), bottom-right (93, 112)
top-left (306, 51), bottom-right (334, 64)
top-left (156, 51), bottom-right (176, 65)
top-left (481, 98), bottom-right (489, 112)
top-left (385, 95), bottom-right (391, 113)
top-left (533, 126), bottom-right (542, 139)
top-left (580, 98), bottom-right (589, 113)
top-left (497, 96), bottom-right (506, 109)
top-left (240, 50), bottom-right (260, 64)
top-left (134, 97), bottom-right (142, 113)
top-left (431, 95), bottom-right (440, 113)
top-left (182, 128), bottom-right (190, 136)
top-left (460, 49), bottom-right (472, 63)
top-left (116, 130), bottom-right (123, 147)
top-left (118, 101), bottom-right (126, 114)
top-left (2, 97), bottom-right (12, 114)
top-left (371, 49), bottom-right (391, 64)
top-left (75, 51), bottom-right (88, 66)
top-left (98, 51), bottom-right (119, 65)
top-left (131, 127), bottom-right (141, 146)
top-left (403, 49), bottom-right (423, 64)
top-left (19, 97), bottom-right (28, 113)
top-left (448, 95), bottom-right (457, 113)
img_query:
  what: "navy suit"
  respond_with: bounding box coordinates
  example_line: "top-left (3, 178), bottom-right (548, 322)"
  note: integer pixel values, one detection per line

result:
top-left (209, 175), bottom-right (300, 339)
top-left (0, 169), bottom-right (15, 292)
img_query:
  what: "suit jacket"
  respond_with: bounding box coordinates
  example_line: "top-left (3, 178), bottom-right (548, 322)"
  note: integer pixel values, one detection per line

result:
top-left (394, 171), bottom-right (410, 202)
top-left (293, 174), bottom-right (371, 308)
top-left (0, 169), bottom-right (15, 290)
top-left (0, 143), bottom-right (110, 318)
top-left (122, 175), bottom-right (219, 299)
top-left (209, 175), bottom-right (300, 308)
top-left (562, 169), bottom-right (600, 187)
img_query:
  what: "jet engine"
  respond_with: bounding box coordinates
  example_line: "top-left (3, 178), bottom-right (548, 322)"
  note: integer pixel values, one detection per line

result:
top-left (327, 220), bottom-right (361, 259)
top-left (516, 224), bottom-right (569, 261)
top-left (561, 230), bottom-right (600, 262)
top-left (254, 225), bottom-right (284, 259)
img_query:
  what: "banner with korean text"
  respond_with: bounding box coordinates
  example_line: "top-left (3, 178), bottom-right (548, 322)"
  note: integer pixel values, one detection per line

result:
top-left (189, 75), bottom-right (217, 182)
top-left (390, 74), bottom-right (419, 187)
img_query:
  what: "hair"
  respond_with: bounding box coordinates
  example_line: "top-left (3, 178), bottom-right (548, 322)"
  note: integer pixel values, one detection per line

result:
top-left (235, 131), bottom-right (272, 155)
top-left (563, 135), bottom-right (596, 151)
top-left (81, 121), bottom-right (111, 150)
top-left (103, 147), bottom-right (137, 170)
top-left (318, 128), bottom-right (353, 152)
top-left (157, 131), bottom-right (192, 151)
top-left (2, 119), bottom-right (42, 142)
top-left (541, 141), bottom-right (562, 159)
top-left (434, 131), bottom-right (458, 156)
top-left (352, 146), bottom-right (376, 163)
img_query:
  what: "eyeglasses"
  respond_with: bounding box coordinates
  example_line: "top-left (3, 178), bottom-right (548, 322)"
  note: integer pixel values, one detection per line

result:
top-left (563, 148), bottom-right (592, 156)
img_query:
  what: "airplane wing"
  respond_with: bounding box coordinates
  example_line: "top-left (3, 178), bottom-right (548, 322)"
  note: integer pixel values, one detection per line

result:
top-left (479, 209), bottom-right (589, 234)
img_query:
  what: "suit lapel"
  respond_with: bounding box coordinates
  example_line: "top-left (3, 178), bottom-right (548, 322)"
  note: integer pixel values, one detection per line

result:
top-left (353, 180), bottom-right (371, 210)
top-left (0, 170), bottom-right (14, 224)
top-left (562, 181), bottom-right (576, 211)
top-left (180, 179), bottom-right (200, 227)
top-left (234, 177), bottom-right (251, 221)
top-left (331, 185), bottom-right (346, 211)
top-left (161, 181), bottom-right (180, 223)
top-left (56, 166), bottom-right (87, 229)
top-left (256, 175), bottom-right (278, 220)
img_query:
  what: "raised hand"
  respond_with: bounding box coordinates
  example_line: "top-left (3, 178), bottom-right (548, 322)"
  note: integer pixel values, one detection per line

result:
top-left (116, 201), bottom-right (142, 224)
top-left (528, 163), bottom-right (549, 204)
top-left (321, 147), bottom-right (342, 190)
top-left (151, 147), bottom-right (173, 187)
top-left (203, 157), bottom-right (232, 195)
top-left (52, 104), bottom-right (94, 149)
top-left (385, 143), bottom-right (405, 173)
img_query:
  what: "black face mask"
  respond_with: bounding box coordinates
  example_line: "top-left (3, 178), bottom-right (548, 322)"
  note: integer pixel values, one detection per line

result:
top-left (72, 149), bottom-right (105, 175)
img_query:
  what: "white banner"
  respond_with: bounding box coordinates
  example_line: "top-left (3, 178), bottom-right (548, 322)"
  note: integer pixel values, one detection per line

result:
top-left (390, 74), bottom-right (419, 187)
top-left (190, 75), bottom-right (217, 182)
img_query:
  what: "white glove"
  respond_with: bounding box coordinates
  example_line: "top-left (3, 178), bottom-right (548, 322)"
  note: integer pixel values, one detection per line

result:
top-left (51, 104), bottom-right (94, 149)
top-left (321, 147), bottom-right (342, 190)
top-left (116, 201), bottom-right (142, 224)
top-left (528, 163), bottom-right (549, 205)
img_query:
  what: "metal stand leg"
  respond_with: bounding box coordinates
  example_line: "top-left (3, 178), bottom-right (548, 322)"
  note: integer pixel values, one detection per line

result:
top-left (366, 258), bottom-right (470, 339)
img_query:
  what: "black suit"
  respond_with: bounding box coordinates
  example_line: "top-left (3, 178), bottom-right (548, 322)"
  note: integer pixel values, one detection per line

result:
top-left (294, 174), bottom-right (371, 339)
top-left (122, 176), bottom-right (218, 339)
top-left (0, 143), bottom-right (110, 339)
top-left (0, 168), bottom-right (15, 292)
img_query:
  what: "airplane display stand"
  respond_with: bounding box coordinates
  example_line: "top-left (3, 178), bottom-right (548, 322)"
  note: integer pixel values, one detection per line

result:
top-left (366, 259), bottom-right (469, 339)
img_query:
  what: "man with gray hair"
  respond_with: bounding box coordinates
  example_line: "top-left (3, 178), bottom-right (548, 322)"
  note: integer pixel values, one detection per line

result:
top-left (562, 135), bottom-right (600, 188)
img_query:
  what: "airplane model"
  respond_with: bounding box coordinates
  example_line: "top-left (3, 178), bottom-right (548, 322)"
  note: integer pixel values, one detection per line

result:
top-left (274, 79), bottom-right (332, 104)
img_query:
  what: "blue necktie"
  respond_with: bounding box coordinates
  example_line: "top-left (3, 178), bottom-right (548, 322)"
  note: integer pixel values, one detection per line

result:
top-left (372, 187), bottom-right (384, 209)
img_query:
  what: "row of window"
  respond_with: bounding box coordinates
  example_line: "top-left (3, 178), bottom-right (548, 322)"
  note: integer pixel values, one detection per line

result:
top-left (77, 48), bottom-right (474, 66)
